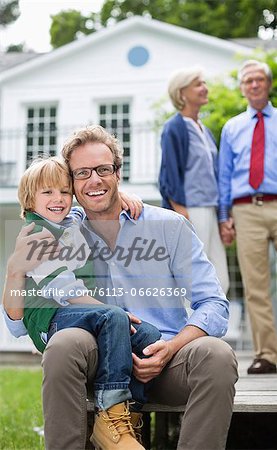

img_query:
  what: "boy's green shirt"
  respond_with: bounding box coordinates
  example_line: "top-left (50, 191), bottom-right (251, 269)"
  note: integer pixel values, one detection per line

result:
top-left (23, 211), bottom-right (95, 353)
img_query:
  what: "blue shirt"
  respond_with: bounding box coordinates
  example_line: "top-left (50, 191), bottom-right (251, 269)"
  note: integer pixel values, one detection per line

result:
top-left (183, 118), bottom-right (218, 207)
top-left (159, 113), bottom-right (218, 209)
top-left (218, 102), bottom-right (277, 221)
top-left (3, 204), bottom-right (229, 340)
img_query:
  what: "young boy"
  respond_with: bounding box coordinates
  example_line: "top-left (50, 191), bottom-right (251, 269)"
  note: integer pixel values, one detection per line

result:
top-left (17, 157), bottom-right (161, 450)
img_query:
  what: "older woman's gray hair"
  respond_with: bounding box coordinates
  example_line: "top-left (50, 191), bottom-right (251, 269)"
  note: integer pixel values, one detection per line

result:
top-left (238, 59), bottom-right (273, 83)
top-left (168, 66), bottom-right (204, 110)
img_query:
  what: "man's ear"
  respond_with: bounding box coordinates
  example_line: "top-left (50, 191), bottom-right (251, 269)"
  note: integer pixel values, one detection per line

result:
top-left (240, 83), bottom-right (245, 97)
top-left (116, 167), bottom-right (121, 183)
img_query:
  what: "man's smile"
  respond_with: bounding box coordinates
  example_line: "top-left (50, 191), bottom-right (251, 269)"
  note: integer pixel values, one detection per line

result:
top-left (86, 190), bottom-right (107, 197)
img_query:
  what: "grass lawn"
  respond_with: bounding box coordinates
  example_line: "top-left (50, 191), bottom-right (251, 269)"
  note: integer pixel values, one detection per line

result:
top-left (0, 367), bottom-right (44, 450)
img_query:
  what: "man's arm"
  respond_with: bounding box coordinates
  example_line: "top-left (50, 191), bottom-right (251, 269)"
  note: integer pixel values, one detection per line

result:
top-left (218, 125), bottom-right (236, 245)
top-left (168, 199), bottom-right (189, 220)
top-left (133, 216), bottom-right (229, 382)
top-left (2, 223), bottom-right (59, 336)
top-left (2, 270), bottom-right (28, 337)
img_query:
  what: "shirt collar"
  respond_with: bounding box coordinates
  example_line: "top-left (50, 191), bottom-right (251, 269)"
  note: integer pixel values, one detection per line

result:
top-left (247, 101), bottom-right (273, 119)
top-left (81, 207), bottom-right (140, 234)
top-left (25, 211), bottom-right (71, 238)
top-left (119, 209), bottom-right (139, 225)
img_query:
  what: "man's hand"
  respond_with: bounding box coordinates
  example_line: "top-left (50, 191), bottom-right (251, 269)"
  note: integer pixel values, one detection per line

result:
top-left (219, 218), bottom-right (235, 246)
top-left (8, 222), bottom-right (60, 277)
top-left (132, 339), bottom-right (174, 383)
top-left (3, 223), bottom-right (61, 316)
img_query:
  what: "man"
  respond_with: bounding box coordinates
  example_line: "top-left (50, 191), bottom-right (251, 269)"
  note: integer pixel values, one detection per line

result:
top-left (4, 126), bottom-right (237, 450)
top-left (218, 59), bottom-right (277, 375)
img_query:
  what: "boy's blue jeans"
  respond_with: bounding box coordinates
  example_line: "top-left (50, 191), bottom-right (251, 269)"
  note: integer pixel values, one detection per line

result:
top-left (48, 304), bottom-right (161, 410)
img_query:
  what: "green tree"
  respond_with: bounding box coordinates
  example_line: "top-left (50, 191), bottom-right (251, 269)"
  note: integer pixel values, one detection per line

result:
top-left (6, 42), bottom-right (24, 52)
top-left (203, 51), bottom-right (277, 142)
top-left (50, 9), bottom-right (99, 49)
top-left (100, 0), bottom-right (277, 39)
top-left (0, 0), bottom-right (20, 27)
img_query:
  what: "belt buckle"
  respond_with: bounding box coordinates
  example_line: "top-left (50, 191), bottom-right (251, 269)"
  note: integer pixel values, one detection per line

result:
top-left (252, 194), bottom-right (263, 206)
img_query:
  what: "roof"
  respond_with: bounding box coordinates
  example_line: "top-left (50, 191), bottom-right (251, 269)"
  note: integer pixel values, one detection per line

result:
top-left (0, 16), bottom-right (251, 82)
top-left (0, 51), bottom-right (41, 73)
top-left (230, 37), bottom-right (277, 50)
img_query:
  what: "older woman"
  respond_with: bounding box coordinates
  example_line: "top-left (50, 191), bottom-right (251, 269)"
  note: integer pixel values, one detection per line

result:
top-left (159, 66), bottom-right (229, 294)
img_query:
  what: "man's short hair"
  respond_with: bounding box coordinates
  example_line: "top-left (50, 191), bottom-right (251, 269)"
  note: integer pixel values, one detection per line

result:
top-left (18, 156), bottom-right (72, 219)
top-left (238, 59), bottom-right (273, 83)
top-left (168, 66), bottom-right (204, 110)
top-left (62, 125), bottom-right (123, 168)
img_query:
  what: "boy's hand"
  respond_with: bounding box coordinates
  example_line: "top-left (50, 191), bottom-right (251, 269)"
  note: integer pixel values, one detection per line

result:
top-left (119, 191), bottom-right (143, 220)
top-left (126, 312), bottom-right (142, 334)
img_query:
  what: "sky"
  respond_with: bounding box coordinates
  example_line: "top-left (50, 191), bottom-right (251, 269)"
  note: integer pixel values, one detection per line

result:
top-left (0, 0), bottom-right (104, 52)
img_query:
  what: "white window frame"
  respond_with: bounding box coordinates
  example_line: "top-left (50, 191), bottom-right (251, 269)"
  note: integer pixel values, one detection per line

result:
top-left (97, 101), bottom-right (131, 181)
top-left (26, 105), bottom-right (58, 166)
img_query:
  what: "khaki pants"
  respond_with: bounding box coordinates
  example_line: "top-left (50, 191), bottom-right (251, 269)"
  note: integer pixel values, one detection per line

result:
top-left (233, 201), bottom-right (277, 364)
top-left (42, 328), bottom-right (237, 450)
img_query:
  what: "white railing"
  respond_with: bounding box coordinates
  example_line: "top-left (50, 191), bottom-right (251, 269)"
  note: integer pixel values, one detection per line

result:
top-left (0, 123), bottom-right (162, 188)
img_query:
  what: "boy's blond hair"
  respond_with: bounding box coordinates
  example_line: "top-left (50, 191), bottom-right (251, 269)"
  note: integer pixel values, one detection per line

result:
top-left (18, 156), bottom-right (73, 219)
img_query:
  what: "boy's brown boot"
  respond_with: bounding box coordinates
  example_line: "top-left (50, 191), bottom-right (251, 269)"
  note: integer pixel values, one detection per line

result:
top-left (130, 412), bottom-right (143, 444)
top-left (90, 402), bottom-right (145, 449)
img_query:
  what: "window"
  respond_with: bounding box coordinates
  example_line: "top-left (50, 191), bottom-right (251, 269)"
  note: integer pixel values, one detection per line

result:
top-left (26, 106), bottom-right (57, 166)
top-left (99, 102), bottom-right (130, 181)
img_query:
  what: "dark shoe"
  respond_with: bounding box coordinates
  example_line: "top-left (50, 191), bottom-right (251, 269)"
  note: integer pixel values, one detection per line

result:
top-left (247, 358), bottom-right (277, 374)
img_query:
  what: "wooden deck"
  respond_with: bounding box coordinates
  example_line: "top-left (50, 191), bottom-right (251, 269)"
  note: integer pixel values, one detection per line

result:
top-left (233, 352), bottom-right (277, 413)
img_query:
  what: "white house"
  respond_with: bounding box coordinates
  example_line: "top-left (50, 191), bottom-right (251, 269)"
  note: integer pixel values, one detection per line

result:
top-left (0, 16), bottom-right (251, 351)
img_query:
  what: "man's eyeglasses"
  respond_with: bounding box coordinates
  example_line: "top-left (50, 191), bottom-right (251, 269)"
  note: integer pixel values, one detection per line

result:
top-left (71, 164), bottom-right (119, 180)
top-left (242, 76), bottom-right (267, 86)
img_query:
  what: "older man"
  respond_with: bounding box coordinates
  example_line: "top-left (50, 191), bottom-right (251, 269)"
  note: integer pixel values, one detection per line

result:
top-left (4, 126), bottom-right (237, 450)
top-left (219, 59), bottom-right (277, 374)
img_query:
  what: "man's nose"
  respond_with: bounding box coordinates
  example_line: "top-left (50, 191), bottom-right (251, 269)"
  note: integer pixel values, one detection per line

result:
top-left (87, 169), bottom-right (102, 183)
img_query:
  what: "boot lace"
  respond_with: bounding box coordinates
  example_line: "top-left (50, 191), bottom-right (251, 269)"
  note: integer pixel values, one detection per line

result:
top-left (103, 405), bottom-right (135, 437)
top-left (133, 416), bottom-right (143, 444)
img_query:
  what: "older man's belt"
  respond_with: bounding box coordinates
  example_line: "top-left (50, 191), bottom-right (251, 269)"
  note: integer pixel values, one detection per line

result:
top-left (233, 194), bottom-right (277, 206)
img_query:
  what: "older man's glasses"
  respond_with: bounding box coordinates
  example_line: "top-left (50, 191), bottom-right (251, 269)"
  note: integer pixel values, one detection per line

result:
top-left (242, 76), bottom-right (267, 86)
top-left (71, 164), bottom-right (118, 180)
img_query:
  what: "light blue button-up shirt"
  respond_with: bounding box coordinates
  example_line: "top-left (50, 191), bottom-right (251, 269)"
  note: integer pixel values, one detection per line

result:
top-left (3, 204), bottom-right (229, 341)
top-left (183, 118), bottom-right (219, 207)
top-left (218, 102), bottom-right (277, 221)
